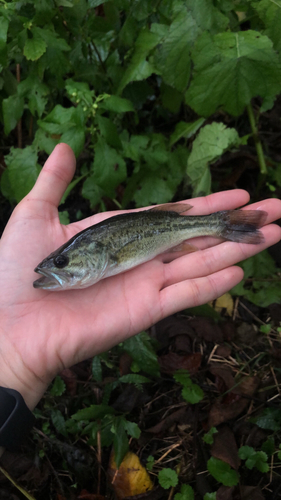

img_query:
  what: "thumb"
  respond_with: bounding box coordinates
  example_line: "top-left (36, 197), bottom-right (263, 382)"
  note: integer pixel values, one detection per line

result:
top-left (27, 143), bottom-right (76, 209)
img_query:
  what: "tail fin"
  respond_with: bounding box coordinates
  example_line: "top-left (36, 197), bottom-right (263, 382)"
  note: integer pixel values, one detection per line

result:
top-left (219, 210), bottom-right (267, 244)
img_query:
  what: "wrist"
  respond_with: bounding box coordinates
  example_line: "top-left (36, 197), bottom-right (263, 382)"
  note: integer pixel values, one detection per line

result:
top-left (0, 355), bottom-right (48, 411)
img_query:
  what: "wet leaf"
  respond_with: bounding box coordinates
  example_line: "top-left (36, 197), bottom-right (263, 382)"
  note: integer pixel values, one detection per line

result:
top-left (108, 451), bottom-right (154, 499)
top-left (211, 426), bottom-right (240, 470)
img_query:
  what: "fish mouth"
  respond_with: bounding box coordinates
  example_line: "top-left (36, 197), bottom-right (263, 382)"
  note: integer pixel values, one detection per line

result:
top-left (33, 268), bottom-right (67, 290)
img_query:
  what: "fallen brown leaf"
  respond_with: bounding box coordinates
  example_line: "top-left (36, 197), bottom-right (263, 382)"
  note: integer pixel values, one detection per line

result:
top-left (158, 352), bottom-right (202, 374)
top-left (211, 425), bottom-right (240, 470)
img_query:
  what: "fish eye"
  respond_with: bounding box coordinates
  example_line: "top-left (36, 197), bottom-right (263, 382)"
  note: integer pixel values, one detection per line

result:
top-left (54, 255), bottom-right (69, 269)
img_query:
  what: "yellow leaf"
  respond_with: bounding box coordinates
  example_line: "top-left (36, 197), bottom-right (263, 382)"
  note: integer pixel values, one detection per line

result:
top-left (108, 451), bottom-right (154, 499)
top-left (212, 293), bottom-right (234, 316)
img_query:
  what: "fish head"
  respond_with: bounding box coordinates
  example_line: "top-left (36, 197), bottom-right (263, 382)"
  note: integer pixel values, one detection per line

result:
top-left (33, 239), bottom-right (109, 291)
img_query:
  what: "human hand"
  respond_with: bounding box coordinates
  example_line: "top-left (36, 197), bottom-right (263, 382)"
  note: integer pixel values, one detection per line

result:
top-left (0, 143), bottom-right (280, 410)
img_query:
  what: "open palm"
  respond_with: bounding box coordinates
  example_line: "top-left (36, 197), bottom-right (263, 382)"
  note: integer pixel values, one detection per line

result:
top-left (0, 143), bottom-right (281, 410)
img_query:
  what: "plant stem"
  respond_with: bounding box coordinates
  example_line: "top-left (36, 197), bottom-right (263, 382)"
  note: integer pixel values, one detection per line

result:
top-left (246, 103), bottom-right (267, 175)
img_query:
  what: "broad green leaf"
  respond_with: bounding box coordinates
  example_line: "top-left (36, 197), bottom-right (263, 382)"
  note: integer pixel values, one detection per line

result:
top-left (50, 376), bottom-right (66, 396)
top-left (133, 174), bottom-right (175, 207)
top-left (38, 105), bottom-right (75, 134)
top-left (186, 31), bottom-right (281, 116)
top-left (123, 332), bottom-right (160, 377)
top-left (153, 12), bottom-right (199, 92)
top-left (34, 27), bottom-right (71, 51)
top-left (239, 446), bottom-right (269, 473)
top-left (169, 118), bottom-right (205, 146)
top-left (72, 404), bottom-right (116, 421)
top-left (24, 33), bottom-right (47, 61)
top-left (175, 484), bottom-right (194, 500)
top-left (0, 16), bottom-right (9, 44)
top-left (97, 115), bottom-right (123, 150)
top-left (38, 105), bottom-right (86, 156)
top-left (158, 468), bottom-right (178, 489)
top-left (33, 128), bottom-right (57, 155)
top-left (207, 457), bottom-right (239, 487)
top-left (18, 75), bottom-right (49, 117)
top-left (250, 408), bottom-right (281, 431)
top-left (182, 384), bottom-right (204, 404)
top-left (1, 146), bottom-right (40, 203)
top-left (99, 95), bottom-right (134, 113)
top-left (92, 137), bottom-right (127, 197)
top-left (2, 95), bottom-right (24, 135)
top-left (117, 29), bottom-right (161, 94)
top-left (123, 419), bottom-right (141, 439)
top-left (187, 123), bottom-right (239, 196)
top-left (81, 177), bottom-right (104, 209)
top-left (253, 0), bottom-right (281, 55)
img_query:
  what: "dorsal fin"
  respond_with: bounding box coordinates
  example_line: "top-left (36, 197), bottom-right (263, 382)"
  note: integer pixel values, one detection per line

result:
top-left (149, 203), bottom-right (193, 214)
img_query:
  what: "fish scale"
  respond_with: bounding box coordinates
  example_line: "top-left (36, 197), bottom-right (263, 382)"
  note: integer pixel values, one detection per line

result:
top-left (33, 205), bottom-right (267, 291)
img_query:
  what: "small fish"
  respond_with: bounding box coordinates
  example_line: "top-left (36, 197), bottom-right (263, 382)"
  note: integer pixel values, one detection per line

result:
top-left (33, 204), bottom-right (267, 291)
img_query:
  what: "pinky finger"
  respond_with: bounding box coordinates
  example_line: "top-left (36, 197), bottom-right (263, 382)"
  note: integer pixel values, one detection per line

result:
top-left (159, 266), bottom-right (244, 317)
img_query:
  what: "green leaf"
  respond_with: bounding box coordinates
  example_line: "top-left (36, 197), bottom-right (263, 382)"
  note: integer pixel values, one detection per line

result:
top-left (203, 427), bottom-right (218, 445)
top-left (81, 176), bottom-right (104, 209)
top-left (251, 408), bottom-right (281, 431)
top-left (0, 16), bottom-right (9, 44)
top-left (123, 419), bottom-right (141, 439)
top-left (239, 446), bottom-right (269, 473)
top-left (158, 468), bottom-right (178, 489)
top-left (253, 0), bottom-right (281, 55)
top-left (204, 494), bottom-right (216, 500)
top-left (92, 137), bottom-right (127, 197)
top-left (38, 105), bottom-right (86, 156)
top-left (153, 12), bottom-right (199, 92)
top-left (2, 95), bottom-right (24, 135)
top-left (92, 356), bottom-right (103, 382)
top-left (207, 457), bottom-right (239, 487)
top-left (97, 115), bottom-right (122, 150)
top-left (186, 31), bottom-right (281, 116)
top-left (58, 211), bottom-right (70, 225)
top-left (99, 95), bottom-right (134, 113)
top-left (146, 455), bottom-right (155, 471)
top-left (182, 384), bottom-right (204, 404)
top-left (119, 374), bottom-right (151, 389)
top-left (186, 122), bottom-right (239, 196)
top-left (50, 409), bottom-right (68, 437)
top-left (60, 175), bottom-right (86, 205)
top-left (24, 32), bottom-right (47, 61)
top-left (169, 118), bottom-right (205, 146)
top-left (174, 484), bottom-right (194, 500)
top-left (50, 376), bottom-right (66, 396)
top-left (1, 146), bottom-right (40, 203)
top-left (72, 404), bottom-right (116, 421)
top-left (18, 75), bottom-right (49, 117)
top-left (111, 416), bottom-right (129, 468)
top-left (122, 332), bottom-right (160, 377)
top-left (117, 29), bottom-right (161, 94)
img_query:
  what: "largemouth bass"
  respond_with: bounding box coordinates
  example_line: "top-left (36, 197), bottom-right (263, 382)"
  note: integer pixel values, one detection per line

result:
top-left (33, 203), bottom-right (267, 291)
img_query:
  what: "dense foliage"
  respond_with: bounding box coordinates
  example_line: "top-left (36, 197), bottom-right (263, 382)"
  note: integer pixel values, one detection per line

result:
top-left (1, 0), bottom-right (281, 306)
top-left (1, 3), bottom-right (281, 497)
